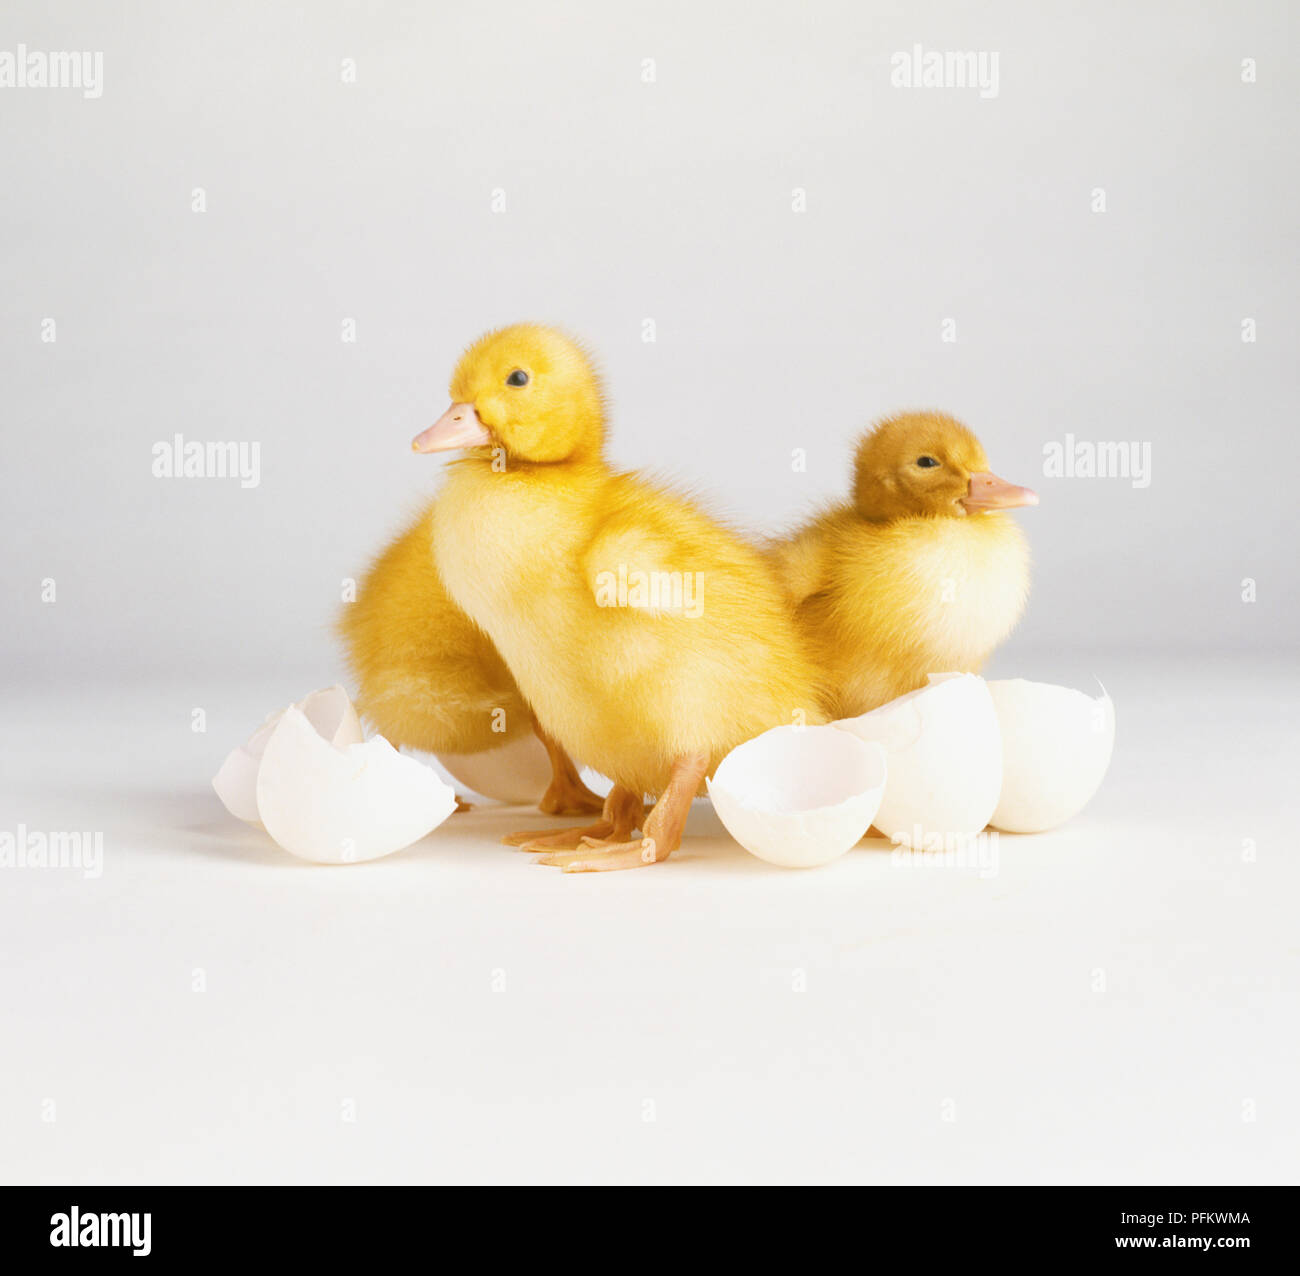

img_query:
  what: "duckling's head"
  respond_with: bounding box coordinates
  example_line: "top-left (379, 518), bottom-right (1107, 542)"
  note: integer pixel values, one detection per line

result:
top-left (851, 412), bottom-right (1038, 522)
top-left (412, 324), bottom-right (605, 464)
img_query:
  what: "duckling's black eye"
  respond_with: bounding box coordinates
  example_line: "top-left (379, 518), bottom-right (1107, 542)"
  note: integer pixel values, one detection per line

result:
top-left (506, 369), bottom-right (529, 387)
top-left (916, 455), bottom-right (940, 468)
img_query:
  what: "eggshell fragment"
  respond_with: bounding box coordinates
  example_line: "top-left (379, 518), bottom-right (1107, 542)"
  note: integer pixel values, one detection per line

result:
top-left (438, 732), bottom-right (554, 804)
top-left (255, 707), bottom-right (457, 863)
top-left (211, 735), bottom-right (264, 824)
top-left (212, 686), bottom-right (362, 826)
top-left (833, 673), bottom-right (1002, 848)
top-left (708, 725), bottom-right (887, 867)
top-left (988, 679), bottom-right (1115, 833)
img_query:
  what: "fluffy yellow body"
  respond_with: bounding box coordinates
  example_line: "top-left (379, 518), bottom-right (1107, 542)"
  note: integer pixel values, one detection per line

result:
top-left (775, 509), bottom-right (1029, 717)
top-left (338, 503), bottom-right (532, 755)
top-left (433, 458), bottom-right (824, 798)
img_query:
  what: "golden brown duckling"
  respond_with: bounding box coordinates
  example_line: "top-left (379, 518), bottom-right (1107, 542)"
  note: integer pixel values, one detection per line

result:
top-left (412, 323), bottom-right (824, 871)
top-left (772, 412), bottom-right (1037, 718)
top-left (339, 503), bottom-right (601, 815)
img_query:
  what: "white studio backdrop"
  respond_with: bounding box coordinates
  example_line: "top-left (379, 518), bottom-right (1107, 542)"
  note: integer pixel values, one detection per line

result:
top-left (1, 0), bottom-right (1295, 684)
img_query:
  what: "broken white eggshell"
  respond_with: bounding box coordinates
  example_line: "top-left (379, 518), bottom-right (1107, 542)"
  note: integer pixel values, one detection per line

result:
top-left (707, 725), bottom-right (887, 867)
top-left (437, 731), bottom-right (554, 805)
top-left (834, 673), bottom-right (1002, 849)
top-left (988, 679), bottom-right (1115, 833)
top-left (255, 706), bottom-right (457, 863)
top-left (212, 685), bottom-right (362, 826)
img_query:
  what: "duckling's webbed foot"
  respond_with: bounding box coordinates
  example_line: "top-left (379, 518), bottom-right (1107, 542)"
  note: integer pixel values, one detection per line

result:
top-left (538, 751), bottom-right (708, 873)
top-left (533, 720), bottom-right (604, 815)
top-left (504, 784), bottom-right (644, 852)
top-left (536, 836), bottom-right (662, 872)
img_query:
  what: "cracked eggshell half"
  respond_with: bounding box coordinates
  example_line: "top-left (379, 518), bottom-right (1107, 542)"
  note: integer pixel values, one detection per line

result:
top-left (255, 706), bottom-right (457, 863)
top-left (833, 673), bottom-right (1002, 848)
top-left (212, 686), bottom-right (362, 826)
top-left (213, 686), bottom-right (363, 826)
top-left (438, 731), bottom-right (554, 805)
top-left (989, 679), bottom-right (1115, 833)
top-left (707, 724), bottom-right (887, 867)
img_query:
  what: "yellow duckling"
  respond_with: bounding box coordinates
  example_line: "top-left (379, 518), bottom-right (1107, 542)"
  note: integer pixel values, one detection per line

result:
top-left (339, 504), bottom-right (602, 815)
top-left (772, 412), bottom-right (1038, 718)
top-left (412, 323), bottom-right (824, 872)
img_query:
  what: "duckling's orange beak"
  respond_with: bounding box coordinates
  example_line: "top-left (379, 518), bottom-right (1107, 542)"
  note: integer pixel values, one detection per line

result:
top-left (961, 472), bottom-right (1039, 513)
top-left (411, 402), bottom-right (492, 453)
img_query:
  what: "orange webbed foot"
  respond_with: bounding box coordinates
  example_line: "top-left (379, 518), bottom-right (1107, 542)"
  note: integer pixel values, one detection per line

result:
top-left (503, 819), bottom-right (617, 851)
top-left (537, 836), bottom-right (662, 873)
top-left (505, 783), bottom-right (645, 853)
top-left (533, 721), bottom-right (604, 816)
top-left (534, 752), bottom-right (708, 875)
top-left (536, 777), bottom-right (604, 817)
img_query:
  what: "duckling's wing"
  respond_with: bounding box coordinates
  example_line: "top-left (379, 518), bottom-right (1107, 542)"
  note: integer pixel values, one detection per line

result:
top-left (579, 477), bottom-right (727, 619)
top-left (769, 522), bottom-right (833, 607)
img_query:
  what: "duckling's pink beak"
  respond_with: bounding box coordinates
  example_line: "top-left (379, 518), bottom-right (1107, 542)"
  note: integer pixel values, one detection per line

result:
top-left (961, 472), bottom-right (1039, 513)
top-left (411, 402), bottom-right (492, 453)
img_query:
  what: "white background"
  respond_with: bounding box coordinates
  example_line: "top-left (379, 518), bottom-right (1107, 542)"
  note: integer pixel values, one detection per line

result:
top-left (1, 1), bottom-right (1297, 1185)
top-left (2, 0), bottom-right (1296, 676)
